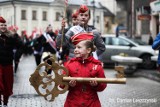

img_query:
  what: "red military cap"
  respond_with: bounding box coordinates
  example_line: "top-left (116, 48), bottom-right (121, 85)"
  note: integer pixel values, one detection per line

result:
top-left (71, 32), bottom-right (93, 45)
top-left (78, 4), bottom-right (89, 13)
top-left (0, 16), bottom-right (6, 23)
top-left (72, 10), bottom-right (79, 18)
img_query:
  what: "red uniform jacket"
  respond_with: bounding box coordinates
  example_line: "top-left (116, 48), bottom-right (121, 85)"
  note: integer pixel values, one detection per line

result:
top-left (64, 56), bottom-right (107, 107)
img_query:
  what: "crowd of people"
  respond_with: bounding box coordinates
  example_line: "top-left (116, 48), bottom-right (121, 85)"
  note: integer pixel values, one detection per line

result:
top-left (0, 4), bottom-right (107, 107)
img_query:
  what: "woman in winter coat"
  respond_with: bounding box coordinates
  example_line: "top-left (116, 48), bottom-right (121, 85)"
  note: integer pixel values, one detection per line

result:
top-left (63, 32), bottom-right (107, 107)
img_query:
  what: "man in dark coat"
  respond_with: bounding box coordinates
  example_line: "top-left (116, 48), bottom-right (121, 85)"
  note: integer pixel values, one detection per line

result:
top-left (10, 26), bottom-right (23, 73)
top-left (41, 24), bottom-right (57, 60)
top-left (40, 24), bottom-right (57, 74)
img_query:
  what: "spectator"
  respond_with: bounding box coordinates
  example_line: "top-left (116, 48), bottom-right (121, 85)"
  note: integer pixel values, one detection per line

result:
top-left (152, 33), bottom-right (160, 72)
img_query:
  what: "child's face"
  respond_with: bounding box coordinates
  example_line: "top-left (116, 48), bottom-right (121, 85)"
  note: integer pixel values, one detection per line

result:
top-left (72, 18), bottom-right (79, 26)
top-left (78, 10), bottom-right (90, 26)
top-left (74, 41), bottom-right (91, 59)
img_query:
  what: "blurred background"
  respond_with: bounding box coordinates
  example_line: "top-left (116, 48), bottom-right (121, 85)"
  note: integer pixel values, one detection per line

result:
top-left (0, 0), bottom-right (159, 43)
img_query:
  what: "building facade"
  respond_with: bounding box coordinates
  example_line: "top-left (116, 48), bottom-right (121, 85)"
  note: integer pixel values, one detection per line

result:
top-left (115, 0), bottom-right (152, 40)
top-left (150, 0), bottom-right (160, 38)
top-left (0, 0), bottom-right (104, 36)
top-left (97, 0), bottom-right (117, 14)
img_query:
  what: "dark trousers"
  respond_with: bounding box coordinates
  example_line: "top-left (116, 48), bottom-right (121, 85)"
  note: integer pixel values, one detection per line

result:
top-left (34, 54), bottom-right (42, 66)
top-left (0, 65), bottom-right (13, 105)
top-left (14, 61), bottom-right (19, 73)
top-left (157, 65), bottom-right (160, 72)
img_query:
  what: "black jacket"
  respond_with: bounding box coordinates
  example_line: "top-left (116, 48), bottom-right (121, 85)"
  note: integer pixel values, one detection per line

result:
top-left (41, 31), bottom-right (57, 54)
top-left (0, 30), bottom-right (24, 65)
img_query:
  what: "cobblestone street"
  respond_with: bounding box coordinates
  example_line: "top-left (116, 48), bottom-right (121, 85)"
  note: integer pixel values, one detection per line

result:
top-left (7, 55), bottom-right (160, 107)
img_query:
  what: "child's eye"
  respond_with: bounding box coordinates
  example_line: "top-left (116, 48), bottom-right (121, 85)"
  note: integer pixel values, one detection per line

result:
top-left (76, 46), bottom-right (82, 49)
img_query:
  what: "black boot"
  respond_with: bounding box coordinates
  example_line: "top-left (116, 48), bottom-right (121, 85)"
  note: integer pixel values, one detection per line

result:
top-left (3, 96), bottom-right (9, 107)
top-left (0, 94), bottom-right (2, 107)
top-left (14, 62), bottom-right (19, 73)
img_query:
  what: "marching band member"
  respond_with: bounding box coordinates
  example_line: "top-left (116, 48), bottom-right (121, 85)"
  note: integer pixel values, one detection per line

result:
top-left (0, 16), bottom-right (24, 107)
top-left (63, 32), bottom-right (107, 107)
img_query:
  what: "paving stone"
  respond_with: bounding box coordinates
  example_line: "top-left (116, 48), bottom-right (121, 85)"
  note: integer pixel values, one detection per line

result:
top-left (7, 55), bottom-right (160, 107)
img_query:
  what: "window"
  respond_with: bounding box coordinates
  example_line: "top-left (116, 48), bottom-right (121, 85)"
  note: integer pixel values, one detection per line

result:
top-left (21, 10), bottom-right (26, 20)
top-left (56, 12), bottom-right (61, 21)
top-left (112, 38), bottom-right (130, 46)
top-left (96, 16), bottom-right (99, 23)
top-left (42, 11), bottom-right (47, 21)
top-left (103, 37), bottom-right (111, 45)
top-left (142, 6), bottom-right (151, 15)
top-left (32, 10), bottom-right (37, 20)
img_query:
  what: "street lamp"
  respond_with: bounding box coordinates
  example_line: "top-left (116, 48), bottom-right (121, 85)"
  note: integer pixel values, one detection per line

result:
top-left (91, 0), bottom-right (95, 26)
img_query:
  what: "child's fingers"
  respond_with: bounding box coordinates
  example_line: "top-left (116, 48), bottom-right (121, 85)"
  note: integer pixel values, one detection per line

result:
top-left (69, 80), bottom-right (76, 87)
top-left (90, 80), bottom-right (98, 86)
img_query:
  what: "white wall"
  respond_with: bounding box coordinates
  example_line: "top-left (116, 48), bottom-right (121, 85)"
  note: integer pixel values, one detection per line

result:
top-left (97, 0), bottom-right (116, 14)
top-left (0, 2), bottom-right (104, 36)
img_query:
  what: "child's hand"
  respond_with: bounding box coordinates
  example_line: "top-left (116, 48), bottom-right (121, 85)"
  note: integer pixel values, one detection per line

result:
top-left (89, 80), bottom-right (98, 87)
top-left (69, 80), bottom-right (76, 87)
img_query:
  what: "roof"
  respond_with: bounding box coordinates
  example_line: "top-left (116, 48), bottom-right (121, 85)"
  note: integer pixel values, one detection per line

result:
top-left (23, 0), bottom-right (53, 2)
top-left (68, 0), bottom-right (102, 8)
top-left (26, 0), bottom-right (53, 1)
top-left (0, 0), bottom-right (53, 3)
top-left (0, 0), bottom-right (102, 8)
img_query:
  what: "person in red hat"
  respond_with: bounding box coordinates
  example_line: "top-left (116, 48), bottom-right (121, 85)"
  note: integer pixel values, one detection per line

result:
top-left (70, 32), bottom-right (94, 45)
top-left (63, 32), bottom-right (107, 107)
top-left (71, 10), bottom-right (79, 26)
top-left (0, 16), bottom-right (6, 23)
top-left (56, 9), bottom-right (80, 64)
top-left (56, 4), bottom-right (105, 63)
top-left (0, 16), bottom-right (24, 106)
